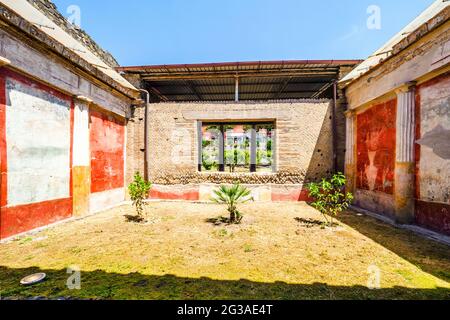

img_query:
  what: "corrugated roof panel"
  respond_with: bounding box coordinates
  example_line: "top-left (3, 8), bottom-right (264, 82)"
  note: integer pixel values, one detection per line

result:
top-left (134, 60), bottom-right (361, 102)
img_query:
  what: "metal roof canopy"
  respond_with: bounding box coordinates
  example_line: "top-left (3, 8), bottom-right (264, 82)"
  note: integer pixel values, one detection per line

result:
top-left (117, 60), bottom-right (361, 102)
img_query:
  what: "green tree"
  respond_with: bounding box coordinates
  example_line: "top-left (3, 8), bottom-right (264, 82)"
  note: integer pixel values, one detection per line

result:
top-left (211, 184), bottom-right (253, 224)
top-left (307, 172), bottom-right (354, 227)
top-left (128, 172), bottom-right (152, 220)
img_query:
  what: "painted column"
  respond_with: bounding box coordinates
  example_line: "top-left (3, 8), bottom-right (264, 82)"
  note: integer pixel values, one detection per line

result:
top-left (72, 96), bottom-right (91, 217)
top-left (89, 108), bottom-right (126, 213)
top-left (394, 82), bottom-right (416, 224)
top-left (344, 110), bottom-right (356, 193)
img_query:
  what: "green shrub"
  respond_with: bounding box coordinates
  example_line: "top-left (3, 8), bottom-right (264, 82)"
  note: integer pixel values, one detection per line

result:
top-left (307, 172), bottom-right (353, 227)
top-left (128, 172), bottom-right (152, 220)
top-left (211, 184), bottom-right (253, 224)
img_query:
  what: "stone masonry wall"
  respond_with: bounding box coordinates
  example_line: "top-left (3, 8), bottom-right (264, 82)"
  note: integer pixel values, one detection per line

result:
top-left (141, 100), bottom-right (333, 185)
top-left (126, 104), bottom-right (146, 187)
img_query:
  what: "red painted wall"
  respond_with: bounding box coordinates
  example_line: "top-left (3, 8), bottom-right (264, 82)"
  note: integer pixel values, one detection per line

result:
top-left (90, 109), bottom-right (125, 194)
top-left (149, 188), bottom-right (200, 201)
top-left (271, 188), bottom-right (312, 202)
top-left (356, 99), bottom-right (397, 194)
top-left (415, 200), bottom-right (450, 236)
top-left (0, 69), bottom-right (73, 239)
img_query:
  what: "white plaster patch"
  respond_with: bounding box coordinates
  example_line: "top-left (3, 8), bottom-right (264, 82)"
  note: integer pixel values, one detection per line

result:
top-left (6, 78), bottom-right (71, 206)
top-left (73, 102), bottom-right (90, 166)
top-left (418, 76), bottom-right (450, 203)
top-left (89, 188), bottom-right (125, 214)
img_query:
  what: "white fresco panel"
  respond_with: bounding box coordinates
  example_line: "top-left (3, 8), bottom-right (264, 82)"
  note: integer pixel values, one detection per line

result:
top-left (6, 78), bottom-right (71, 206)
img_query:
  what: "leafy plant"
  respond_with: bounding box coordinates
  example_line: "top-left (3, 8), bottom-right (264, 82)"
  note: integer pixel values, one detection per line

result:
top-left (202, 159), bottom-right (216, 171)
top-left (307, 172), bottom-right (354, 227)
top-left (128, 172), bottom-right (152, 221)
top-left (211, 184), bottom-right (253, 224)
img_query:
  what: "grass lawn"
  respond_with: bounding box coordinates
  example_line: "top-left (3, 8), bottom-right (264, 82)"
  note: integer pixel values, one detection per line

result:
top-left (0, 202), bottom-right (449, 300)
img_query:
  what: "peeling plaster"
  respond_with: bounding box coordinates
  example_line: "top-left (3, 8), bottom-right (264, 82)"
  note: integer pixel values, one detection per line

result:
top-left (5, 77), bottom-right (71, 206)
top-left (416, 125), bottom-right (450, 160)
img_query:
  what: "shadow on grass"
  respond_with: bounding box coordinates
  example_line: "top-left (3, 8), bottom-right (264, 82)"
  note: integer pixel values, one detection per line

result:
top-left (205, 216), bottom-right (242, 226)
top-left (205, 216), bottom-right (230, 226)
top-left (124, 214), bottom-right (146, 223)
top-left (0, 266), bottom-right (449, 300)
top-left (334, 209), bottom-right (450, 283)
top-left (294, 217), bottom-right (340, 229)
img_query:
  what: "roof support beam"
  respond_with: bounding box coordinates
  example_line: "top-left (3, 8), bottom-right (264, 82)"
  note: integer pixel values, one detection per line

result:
top-left (146, 80), bottom-right (332, 87)
top-left (142, 71), bottom-right (338, 81)
top-left (311, 81), bottom-right (334, 99)
top-left (273, 77), bottom-right (292, 99)
top-left (157, 90), bottom-right (322, 97)
top-left (235, 77), bottom-right (239, 102)
top-left (147, 85), bottom-right (169, 102)
top-left (184, 80), bottom-right (202, 100)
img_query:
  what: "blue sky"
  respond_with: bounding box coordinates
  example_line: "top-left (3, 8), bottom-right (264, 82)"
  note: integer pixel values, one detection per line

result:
top-left (52, 0), bottom-right (435, 66)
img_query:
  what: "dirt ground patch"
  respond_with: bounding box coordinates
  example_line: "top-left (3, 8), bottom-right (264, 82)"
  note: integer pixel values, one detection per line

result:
top-left (0, 202), bottom-right (449, 300)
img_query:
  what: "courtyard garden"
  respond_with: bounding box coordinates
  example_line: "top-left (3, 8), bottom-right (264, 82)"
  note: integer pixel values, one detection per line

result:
top-left (0, 201), bottom-right (449, 300)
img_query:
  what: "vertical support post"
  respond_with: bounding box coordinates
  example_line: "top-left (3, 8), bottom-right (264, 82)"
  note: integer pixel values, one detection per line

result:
top-left (219, 124), bottom-right (225, 172)
top-left (138, 89), bottom-right (150, 182)
top-left (394, 82), bottom-right (416, 224)
top-left (272, 124), bottom-right (277, 173)
top-left (332, 81), bottom-right (338, 173)
top-left (197, 120), bottom-right (202, 172)
top-left (344, 110), bottom-right (356, 194)
top-left (73, 95), bottom-right (92, 217)
top-left (250, 125), bottom-right (257, 172)
top-left (235, 76), bottom-right (239, 102)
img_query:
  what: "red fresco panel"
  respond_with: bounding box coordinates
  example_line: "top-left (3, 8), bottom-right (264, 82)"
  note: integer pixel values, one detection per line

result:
top-left (271, 188), bottom-right (313, 202)
top-left (356, 99), bottom-right (397, 194)
top-left (149, 188), bottom-right (200, 201)
top-left (415, 200), bottom-right (450, 236)
top-left (90, 109), bottom-right (125, 193)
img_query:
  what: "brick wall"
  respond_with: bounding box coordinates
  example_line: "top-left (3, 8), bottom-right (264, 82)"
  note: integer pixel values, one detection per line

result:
top-left (126, 105), bottom-right (146, 188)
top-left (129, 100), bottom-right (334, 186)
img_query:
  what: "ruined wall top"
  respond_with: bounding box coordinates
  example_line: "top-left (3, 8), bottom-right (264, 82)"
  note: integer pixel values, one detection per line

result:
top-left (27, 0), bottom-right (119, 69)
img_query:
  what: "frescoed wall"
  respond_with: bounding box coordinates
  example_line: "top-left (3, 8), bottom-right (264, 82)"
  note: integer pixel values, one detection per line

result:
top-left (415, 72), bottom-right (450, 235)
top-left (89, 108), bottom-right (125, 213)
top-left (0, 69), bottom-right (129, 239)
top-left (356, 99), bottom-right (397, 195)
top-left (0, 70), bottom-right (73, 239)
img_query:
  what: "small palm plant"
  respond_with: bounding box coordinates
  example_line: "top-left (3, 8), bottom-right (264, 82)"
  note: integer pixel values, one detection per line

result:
top-left (211, 184), bottom-right (253, 224)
